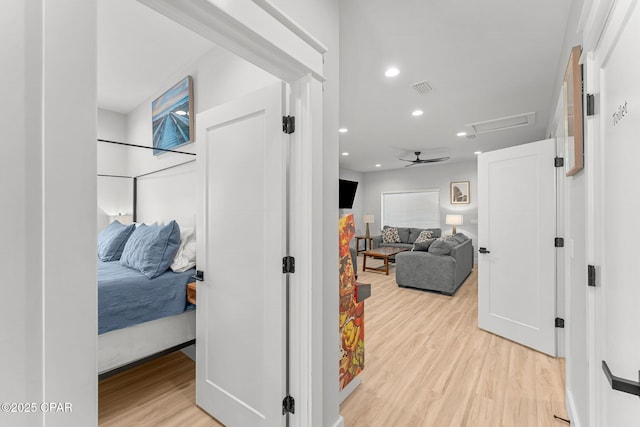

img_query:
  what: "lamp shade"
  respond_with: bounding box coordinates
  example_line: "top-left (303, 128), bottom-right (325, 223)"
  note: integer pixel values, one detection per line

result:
top-left (109, 213), bottom-right (134, 225)
top-left (446, 214), bottom-right (463, 226)
top-left (363, 214), bottom-right (374, 224)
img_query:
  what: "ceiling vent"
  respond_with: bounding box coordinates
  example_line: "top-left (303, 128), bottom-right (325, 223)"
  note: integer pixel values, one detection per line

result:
top-left (411, 80), bottom-right (433, 95)
top-left (465, 112), bottom-right (535, 136)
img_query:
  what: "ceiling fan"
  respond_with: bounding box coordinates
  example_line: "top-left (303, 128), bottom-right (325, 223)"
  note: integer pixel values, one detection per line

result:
top-left (399, 151), bottom-right (450, 167)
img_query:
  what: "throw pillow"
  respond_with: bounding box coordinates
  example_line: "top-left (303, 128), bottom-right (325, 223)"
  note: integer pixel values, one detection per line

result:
top-left (414, 230), bottom-right (433, 243)
top-left (382, 227), bottom-right (401, 243)
top-left (428, 239), bottom-right (456, 255)
top-left (97, 221), bottom-right (136, 261)
top-left (120, 220), bottom-right (182, 279)
top-left (171, 227), bottom-right (197, 272)
top-left (412, 239), bottom-right (435, 252)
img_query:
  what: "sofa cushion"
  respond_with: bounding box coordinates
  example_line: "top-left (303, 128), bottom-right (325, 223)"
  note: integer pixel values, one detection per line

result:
top-left (382, 227), bottom-right (401, 243)
top-left (408, 228), bottom-right (423, 243)
top-left (414, 230), bottom-right (433, 243)
top-left (412, 238), bottom-right (435, 252)
top-left (428, 239), bottom-right (457, 255)
top-left (452, 233), bottom-right (468, 243)
top-left (429, 228), bottom-right (442, 238)
top-left (397, 227), bottom-right (411, 243)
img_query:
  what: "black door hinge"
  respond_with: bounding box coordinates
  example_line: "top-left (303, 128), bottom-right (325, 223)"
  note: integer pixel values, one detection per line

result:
top-left (282, 256), bottom-right (295, 274)
top-left (282, 395), bottom-right (295, 415)
top-left (555, 317), bottom-right (565, 328)
top-left (282, 116), bottom-right (295, 134)
top-left (555, 238), bottom-right (564, 248)
top-left (588, 265), bottom-right (596, 287)
top-left (586, 94), bottom-right (595, 116)
top-left (555, 157), bottom-right (564, 168)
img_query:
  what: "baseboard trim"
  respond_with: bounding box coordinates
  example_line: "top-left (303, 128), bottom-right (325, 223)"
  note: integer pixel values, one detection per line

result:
top-left (566, 389), bottom-right (582, 427)
top-left (339, 377), bottom-right (361, 403)
top-left (331, 415), bottom-right (345, 427)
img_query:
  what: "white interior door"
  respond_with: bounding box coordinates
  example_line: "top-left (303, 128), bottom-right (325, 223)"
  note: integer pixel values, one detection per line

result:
top-left (478, 139), bottom-right (557, 356)
top-left (592, 1), bottom-right (640, 424)
top-left (196, 83), bottom-right (286, 427)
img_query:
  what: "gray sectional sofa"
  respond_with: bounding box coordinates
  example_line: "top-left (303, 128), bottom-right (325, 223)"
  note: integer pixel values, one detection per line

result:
top-left (395, 233), bottom-right (473, 295)
top-left (371, 226), bottom-right (442, 249)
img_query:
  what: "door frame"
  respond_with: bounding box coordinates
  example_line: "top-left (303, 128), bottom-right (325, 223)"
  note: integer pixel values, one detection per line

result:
top-left (583, 1), bottom-right (635, 426)
top-left (84, 1), bottom-right (322, 426)
top-left (137, 2), bottom-right (328, 426)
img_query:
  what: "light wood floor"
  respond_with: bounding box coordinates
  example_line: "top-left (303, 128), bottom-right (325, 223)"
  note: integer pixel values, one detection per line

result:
top-left (99, 262), bottom-right (567, 427)
top-left (99, 352), bottom-right (222, 426)
top-left (341, 261), bottom-right (567, 427)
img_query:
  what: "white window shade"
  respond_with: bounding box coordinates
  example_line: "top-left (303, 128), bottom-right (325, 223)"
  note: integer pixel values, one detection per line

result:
top-left (381, 190), bottom-right (440, 228)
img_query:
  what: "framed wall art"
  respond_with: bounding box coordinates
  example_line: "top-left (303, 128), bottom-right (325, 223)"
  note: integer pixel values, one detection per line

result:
top-left (450, 181), bottom-right (470, 204)
top-left (151, 76), bottom-right (194, 155)
top-left (564, 46), bottom-right (583, 176)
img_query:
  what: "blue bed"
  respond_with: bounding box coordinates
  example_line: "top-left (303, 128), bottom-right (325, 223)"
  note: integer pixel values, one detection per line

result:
top-left (98, 260), bottom-right (195, 334)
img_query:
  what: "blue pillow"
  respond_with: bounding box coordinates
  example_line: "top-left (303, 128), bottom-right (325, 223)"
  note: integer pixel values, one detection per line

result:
top-left (119, 221), bottom-right (181, 279)
top-left (97, 221), bottom-right (136, 261)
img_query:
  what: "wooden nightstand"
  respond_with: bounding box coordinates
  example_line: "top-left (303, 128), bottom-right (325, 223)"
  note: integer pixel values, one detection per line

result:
top-left (354, 236), bottom-right (373, 255)
top-left (187, 282), bottom-right (197, 305)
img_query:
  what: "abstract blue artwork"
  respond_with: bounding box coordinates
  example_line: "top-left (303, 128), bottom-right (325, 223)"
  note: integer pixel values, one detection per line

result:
top-left (152, 76), bottom-right (194, 155)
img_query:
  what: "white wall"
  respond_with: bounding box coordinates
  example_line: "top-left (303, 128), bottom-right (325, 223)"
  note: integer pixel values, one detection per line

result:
top-left (362, 160), bottom-right (478, 251)
top-left (0, 2), bottom-right (97, 426)
top-left (124, 46), bottom-right (278, 229)
top-left (339, 168), bottom-right (365, 237)
top-left (97, 109), bottom-right (132, 231)
top-left (126, 46), bottom-right (278, 177)
top-left (1, 3), bottom-right (40, 424)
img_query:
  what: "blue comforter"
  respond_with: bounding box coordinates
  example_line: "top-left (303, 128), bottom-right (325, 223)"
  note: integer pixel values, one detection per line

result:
top-left (98, 260), bottom-right (195, 334)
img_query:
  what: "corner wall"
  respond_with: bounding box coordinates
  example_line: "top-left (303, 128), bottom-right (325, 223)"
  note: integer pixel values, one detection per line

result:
top-left (267, 1), bottom-right (342, 425)
top-left (0, 1), bottom-right (97, 426)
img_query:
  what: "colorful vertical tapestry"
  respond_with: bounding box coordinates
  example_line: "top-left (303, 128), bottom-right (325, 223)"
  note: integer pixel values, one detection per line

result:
top-left (339, 213), bottom-right (365, 390)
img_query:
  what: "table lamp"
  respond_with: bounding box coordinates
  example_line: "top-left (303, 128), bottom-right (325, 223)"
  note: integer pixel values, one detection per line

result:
top-left (446, 214), bottom-right (463, 234)
top-left (363, 214), bottom-right (374, 238)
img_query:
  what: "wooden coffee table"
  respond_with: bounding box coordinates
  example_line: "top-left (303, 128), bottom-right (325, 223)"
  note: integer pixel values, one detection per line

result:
top-left (362, 246), bottom-right (409, 275)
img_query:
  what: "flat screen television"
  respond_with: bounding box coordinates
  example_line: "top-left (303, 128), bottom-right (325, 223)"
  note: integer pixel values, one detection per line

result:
top-left (339, 179), bottom-right (358, 209)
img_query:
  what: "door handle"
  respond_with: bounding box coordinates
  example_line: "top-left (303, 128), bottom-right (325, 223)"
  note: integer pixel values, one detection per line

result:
top-left (479, 247), bottom-right (490, 254)
top-left (194, 270), bottom-right (205, 281)
top-left (602, 360), bottom-right (640, 398)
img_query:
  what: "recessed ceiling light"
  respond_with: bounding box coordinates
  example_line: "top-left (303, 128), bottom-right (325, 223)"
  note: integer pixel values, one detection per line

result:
top-left (411, 110), bottom-right (424, 117)
top-left (375, 164), bottom-right (381, 167)
top-left (474, 151), bottom-right (482, 155)
top-left (457, 131), bottom-right (467, 137)
top-left (339, 128), bottom-right (348, 133)
top-left (342, 152), bottom-right (349, 156)
top-left (385, 67), bottom-right (400, 77)
top-left (175, 110), bottom-right (187, 116)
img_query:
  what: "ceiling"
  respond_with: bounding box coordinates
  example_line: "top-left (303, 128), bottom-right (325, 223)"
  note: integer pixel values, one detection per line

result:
top-left (97, 0), bottom-right (213, 114)
top-left (97, 1), bottom-right (573, 172)
top-left (338, 0), bottom-right (572, 172)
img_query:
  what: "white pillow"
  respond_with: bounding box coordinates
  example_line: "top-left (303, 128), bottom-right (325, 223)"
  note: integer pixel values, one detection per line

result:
top-left (171, 227), bottom-right (196, 272)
